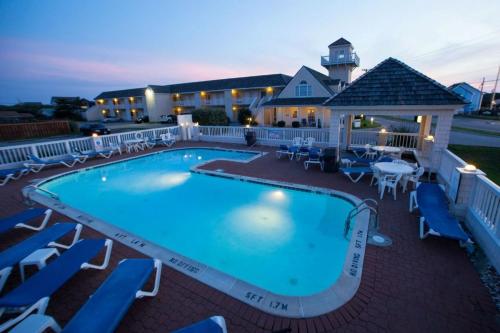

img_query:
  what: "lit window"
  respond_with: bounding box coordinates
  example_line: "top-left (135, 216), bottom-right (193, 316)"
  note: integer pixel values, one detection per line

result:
top-left (295, 81), bottom-right (312, 97)
top-left (292, 109), bottom-right (298, 118)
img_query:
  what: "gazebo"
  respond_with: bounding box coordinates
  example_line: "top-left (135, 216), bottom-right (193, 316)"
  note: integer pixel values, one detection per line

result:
top-left (324, 58), bottom-right (466, 172)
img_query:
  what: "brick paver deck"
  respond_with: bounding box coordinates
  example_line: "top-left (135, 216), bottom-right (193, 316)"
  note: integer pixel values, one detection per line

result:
top-left (0, 142), bottom-right (497, 332)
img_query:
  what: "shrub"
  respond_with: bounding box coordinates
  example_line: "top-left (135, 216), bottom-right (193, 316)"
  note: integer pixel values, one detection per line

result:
top-left (292, 121), bottom-right (300, 128)
top-left (192, 109), bottom-right (228, 126)
top-left (277, 120), bottom-right (286, 127)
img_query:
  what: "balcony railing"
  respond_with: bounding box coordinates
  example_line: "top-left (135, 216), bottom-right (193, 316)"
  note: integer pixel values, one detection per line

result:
top-left (321, 53), bottom-right (360, 67)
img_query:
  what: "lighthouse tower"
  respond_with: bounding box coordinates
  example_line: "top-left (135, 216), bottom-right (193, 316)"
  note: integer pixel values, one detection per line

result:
top-left (321, 38), bottom-right (359, 84)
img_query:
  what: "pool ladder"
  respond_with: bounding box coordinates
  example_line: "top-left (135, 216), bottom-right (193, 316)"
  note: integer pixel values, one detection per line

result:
top-left (344, 198), bottom-right (379, 238)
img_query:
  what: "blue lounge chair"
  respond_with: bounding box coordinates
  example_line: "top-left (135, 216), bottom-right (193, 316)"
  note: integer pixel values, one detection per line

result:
top-left (0, 223), bottom-right (82, 293)
top-left (0, 167), bottom-right (30, 186)
top-left (24, 154), bottom-right (82, 172)
top-left (276, 144), bottom-right (290, 159)
top-left (9, 258), bottom-right (161, 333)
top-left (342, 156), bottom-right (373, 166)
top-left (340, 167), bottom-right (374, 183)
top-left (409, 183), bottom-right (470, 244)
top-left (295, 146), bottom-right (310, 160)
top-left (75, 148), bottom-right (114, 160)
top-left (351, 146), bottom-right (369, 158)
top-left (304, 148), bottom-right (323, 170)
top-left (0, 238), bottom-right (113, 332)
top-left (0, 208), bottom-right (52, 234)
top-left (173, 316), bottom-right (228, 333)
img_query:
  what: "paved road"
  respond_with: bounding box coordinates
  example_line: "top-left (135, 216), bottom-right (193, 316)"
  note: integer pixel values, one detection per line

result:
top-left (452, 116), bottom-right (500, 133)
top-left (373, 116), bottom-right (500, 147)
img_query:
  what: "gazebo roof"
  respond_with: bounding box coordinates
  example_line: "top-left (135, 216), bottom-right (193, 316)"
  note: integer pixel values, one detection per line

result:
top-left (324, 58), bottom-right (466, 107)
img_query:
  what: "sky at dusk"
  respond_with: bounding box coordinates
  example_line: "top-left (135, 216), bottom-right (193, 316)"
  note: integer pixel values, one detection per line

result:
top-left (0, 0), bottom-right (499, 104)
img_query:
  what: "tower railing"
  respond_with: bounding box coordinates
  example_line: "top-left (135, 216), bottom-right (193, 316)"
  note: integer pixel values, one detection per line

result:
top-left (321, 53), bottom-right (360, 66)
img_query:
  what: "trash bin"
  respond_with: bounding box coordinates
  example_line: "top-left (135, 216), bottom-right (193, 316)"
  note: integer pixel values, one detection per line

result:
top-left (244, 130), bottom-right (257, 147)
top-left (321, 147), bottom-right (338, 173)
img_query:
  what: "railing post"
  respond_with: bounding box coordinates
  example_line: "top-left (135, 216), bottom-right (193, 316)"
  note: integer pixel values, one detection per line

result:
top-left (30, 145), bottom-right (39, 158)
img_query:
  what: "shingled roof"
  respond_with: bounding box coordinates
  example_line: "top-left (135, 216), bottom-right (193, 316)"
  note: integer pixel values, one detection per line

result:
top-left (95, 88), bottom-right (146, 100)
top-left (329, 38), bottom-right (351, 47)
top-left (151, 74), bottom-right (292, 94)
top-left (261, 97), bottom-right (329, 106)
top-left (302, 66), bottom-right (341, 94)
top-left (324, 58), bottom-right (466, 107)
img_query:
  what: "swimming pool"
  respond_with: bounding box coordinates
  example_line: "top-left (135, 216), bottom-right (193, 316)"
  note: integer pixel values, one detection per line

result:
top-left (29, 148), bottom-right (369, 317)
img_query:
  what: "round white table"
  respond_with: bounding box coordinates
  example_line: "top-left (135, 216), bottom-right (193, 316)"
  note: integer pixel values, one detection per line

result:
top-left (374, 162), bottom-right (413, 175)
top-left (372, 146), bottom-right (401, 154)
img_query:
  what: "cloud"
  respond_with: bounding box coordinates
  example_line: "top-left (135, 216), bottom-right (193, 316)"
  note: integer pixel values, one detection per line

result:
top-left (0, 37), bottom-right (278, 92)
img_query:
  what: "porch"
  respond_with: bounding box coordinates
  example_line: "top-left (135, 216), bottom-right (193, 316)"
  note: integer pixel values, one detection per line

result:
top-left (261, 105), bottom-right (330, 128)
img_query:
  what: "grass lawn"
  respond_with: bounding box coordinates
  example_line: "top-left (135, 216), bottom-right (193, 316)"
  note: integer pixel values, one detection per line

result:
top-left (448, 145), bottom-right (500, 185)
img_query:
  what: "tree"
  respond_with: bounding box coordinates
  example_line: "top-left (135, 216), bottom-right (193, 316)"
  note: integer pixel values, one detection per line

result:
top-left (53, 98), bottom-right (84, 120)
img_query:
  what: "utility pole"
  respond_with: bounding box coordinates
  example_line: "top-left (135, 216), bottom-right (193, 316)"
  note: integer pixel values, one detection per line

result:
top-left (490, 65), bottom-right (500, 110)
top-left (478, 77), bottom-right (485, 112)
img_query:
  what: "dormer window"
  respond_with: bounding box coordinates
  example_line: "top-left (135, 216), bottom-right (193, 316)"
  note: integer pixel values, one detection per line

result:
top-left (295, 80), bottom-right (312, 97)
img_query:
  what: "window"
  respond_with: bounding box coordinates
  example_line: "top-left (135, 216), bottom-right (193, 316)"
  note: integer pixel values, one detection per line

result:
top-left (338, 50), bottom-right (345, 59)
top-left (295, 80), bottom-right (312, 97)
top-left (292, 109), bottom-right (298, 118)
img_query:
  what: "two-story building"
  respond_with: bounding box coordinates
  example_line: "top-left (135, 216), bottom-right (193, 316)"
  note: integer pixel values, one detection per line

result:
top-left (88, 38), bottom-right (360, 127)
top-left (88, 76), bottom-right (291, 123)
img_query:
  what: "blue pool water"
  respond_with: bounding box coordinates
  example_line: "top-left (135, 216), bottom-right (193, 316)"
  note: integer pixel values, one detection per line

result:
top-left (40, 148), bottom-right (354, 296)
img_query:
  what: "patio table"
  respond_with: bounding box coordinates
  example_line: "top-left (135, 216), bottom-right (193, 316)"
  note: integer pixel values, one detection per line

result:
top-left (374, 162), bottom-right (413, 175)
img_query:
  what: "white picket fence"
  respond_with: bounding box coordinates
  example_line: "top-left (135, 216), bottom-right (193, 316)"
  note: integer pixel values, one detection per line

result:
top-left (0, 126), bottom-right (180, 167)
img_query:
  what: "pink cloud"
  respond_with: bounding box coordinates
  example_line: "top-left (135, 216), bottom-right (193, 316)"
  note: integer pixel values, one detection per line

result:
top-left (0, 37), bottom-right (280, 86)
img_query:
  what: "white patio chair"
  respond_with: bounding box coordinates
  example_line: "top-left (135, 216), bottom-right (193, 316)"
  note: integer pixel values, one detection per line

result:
top-left (304, 137), bottom-right (315, 148)
top-left (390, 147), bottom-right (403, 160)
top-left (370, 165), bottom-right (383, 190)
top-left (392, 159), bottom-right (409, 165)
top-left (402, 166), bottom-right (425, 192)
top-left (379, 173), bottom-right (403, 200)
top-left (292, 137), bottom-right (302, 147)
top-left (160, 133), bottom-right (176, 147)
top-left (365, 148), bottom-right (377, 160)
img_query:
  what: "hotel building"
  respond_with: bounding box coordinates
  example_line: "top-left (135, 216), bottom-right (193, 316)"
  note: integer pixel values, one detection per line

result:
top-left (88, 38), bottom-right (360, 128)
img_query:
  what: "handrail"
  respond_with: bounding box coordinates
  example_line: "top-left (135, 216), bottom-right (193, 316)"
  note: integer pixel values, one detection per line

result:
top-left (344, 198), bottom-right (378, 238)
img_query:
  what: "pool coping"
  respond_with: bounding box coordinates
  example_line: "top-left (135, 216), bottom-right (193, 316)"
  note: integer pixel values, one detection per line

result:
top-left (23, 147), bottom-right (370, 318)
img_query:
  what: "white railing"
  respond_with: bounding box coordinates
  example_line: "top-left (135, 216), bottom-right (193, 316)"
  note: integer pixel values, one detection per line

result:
top-left (470, 175), bottom-right (500, 238)
top-left (350, 130), bottom-right (419, 149)
top-left (0, 126), bottom-right (180, 167)
top-left (437, 148), bottom-right (499, 271)
top-left (350, 131), bottom-right (378, 146)
top-left (198, 126), bottom-right (330, 145)
top-left (438, 149), bottom-right (466, 187)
